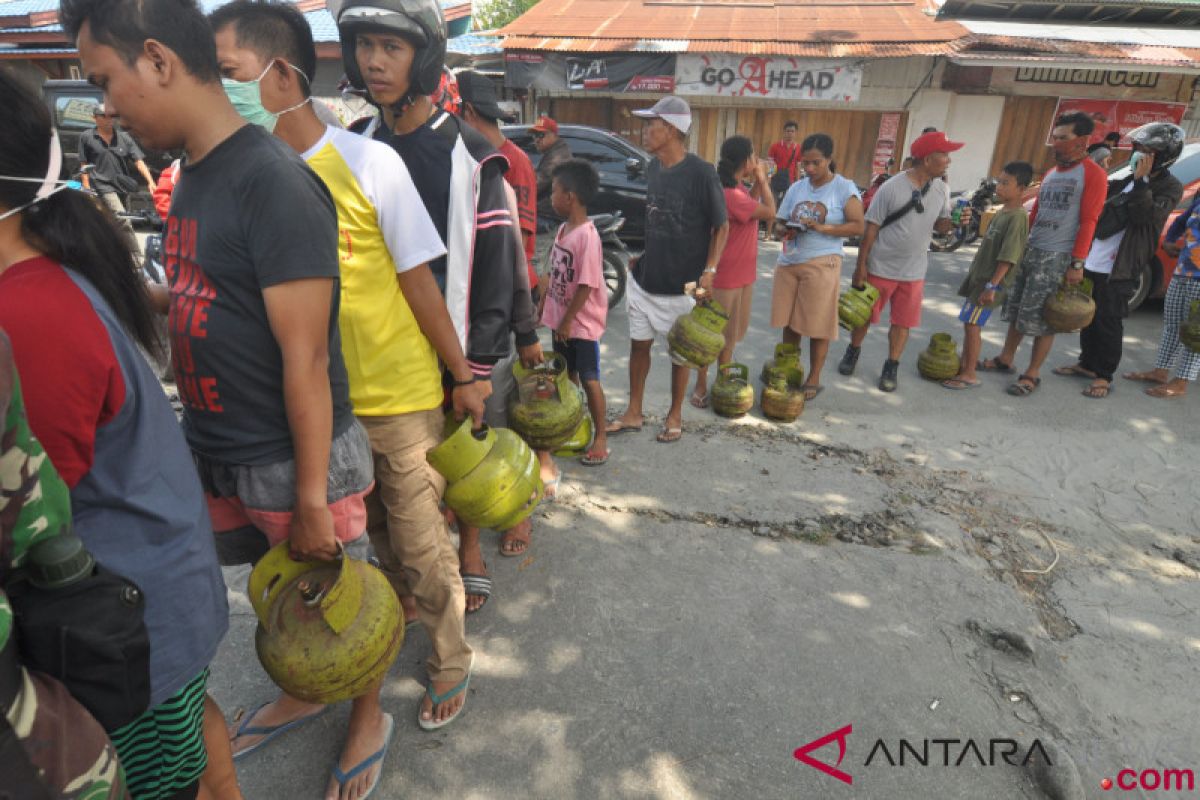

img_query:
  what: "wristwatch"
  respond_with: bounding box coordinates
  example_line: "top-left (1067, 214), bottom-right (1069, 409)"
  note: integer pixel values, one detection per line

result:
top-left (703, 266), bottom-right (717, 275)
top-left (983, 282), bottom-right (999, 291)
top-left (1069, 260), bottom-right (1085, 271)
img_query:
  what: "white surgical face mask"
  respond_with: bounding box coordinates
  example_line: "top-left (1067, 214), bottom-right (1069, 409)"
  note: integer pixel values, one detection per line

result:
top-left (223, 61), bottom-right (312, 132)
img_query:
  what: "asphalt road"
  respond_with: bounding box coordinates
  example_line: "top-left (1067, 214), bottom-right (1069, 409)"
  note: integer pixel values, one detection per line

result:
top-left (210, 240), bottom-right (1199, 800)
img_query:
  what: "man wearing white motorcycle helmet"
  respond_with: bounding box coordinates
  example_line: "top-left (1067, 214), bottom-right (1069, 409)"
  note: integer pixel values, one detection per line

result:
top-left (1054, 123), bottom-right (1184, 399)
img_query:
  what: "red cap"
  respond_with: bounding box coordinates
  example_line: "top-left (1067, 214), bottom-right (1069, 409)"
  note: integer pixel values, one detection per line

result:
top-left (531, 116), bottom-right (558, 134)
top-left (910, 131), bottom-right (964, 160)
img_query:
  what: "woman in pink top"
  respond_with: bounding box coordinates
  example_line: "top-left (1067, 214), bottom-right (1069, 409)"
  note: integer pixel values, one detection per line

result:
top-left (691, 136), bottom-right (777, 406)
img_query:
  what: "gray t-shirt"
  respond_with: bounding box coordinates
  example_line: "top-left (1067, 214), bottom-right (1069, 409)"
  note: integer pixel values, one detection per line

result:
top-left (864, 172), bottom-right (951, 281)
top-left (1028, 161), bottom-right (1088, 254)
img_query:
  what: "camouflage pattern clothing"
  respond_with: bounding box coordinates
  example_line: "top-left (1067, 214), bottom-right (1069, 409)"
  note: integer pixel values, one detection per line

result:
top-left (1001, 245), bottom-right (1073, 337)
top-left (0, 329), bottom-right (128, 799)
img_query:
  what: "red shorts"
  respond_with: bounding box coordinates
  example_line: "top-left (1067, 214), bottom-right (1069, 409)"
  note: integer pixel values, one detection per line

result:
top-left (867, 275), bottom-right (924, 329)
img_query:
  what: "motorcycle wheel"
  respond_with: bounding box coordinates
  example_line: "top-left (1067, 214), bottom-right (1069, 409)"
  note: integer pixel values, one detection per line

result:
top-left (603, 248), bottom-right (627, 307)
top-left (929, 230), bottom-right (963, 253)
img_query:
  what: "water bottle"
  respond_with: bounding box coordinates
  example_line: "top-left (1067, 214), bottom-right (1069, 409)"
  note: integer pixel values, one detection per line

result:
top-left (951, 197), bottom-right (968, 226)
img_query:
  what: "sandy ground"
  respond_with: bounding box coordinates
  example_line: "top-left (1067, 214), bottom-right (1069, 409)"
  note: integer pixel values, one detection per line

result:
top-left (200, 239), bottom-right (1199, 799)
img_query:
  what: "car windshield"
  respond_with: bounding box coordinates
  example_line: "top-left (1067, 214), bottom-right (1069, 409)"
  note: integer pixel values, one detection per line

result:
top-left (1108, 142), bottom-right (1200, 186)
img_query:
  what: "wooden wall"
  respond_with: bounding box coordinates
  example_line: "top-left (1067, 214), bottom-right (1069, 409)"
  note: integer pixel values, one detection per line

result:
top-left (987, 96), bottom-right (1060, 177)
top-left (545, 97), bottom-right (911, 186)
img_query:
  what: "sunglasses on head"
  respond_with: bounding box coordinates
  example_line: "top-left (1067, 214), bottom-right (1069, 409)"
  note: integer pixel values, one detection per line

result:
top-left (911, 189), bottom-right (925, 213)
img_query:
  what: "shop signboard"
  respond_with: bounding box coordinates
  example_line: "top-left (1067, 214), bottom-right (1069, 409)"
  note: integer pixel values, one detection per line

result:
top-left (505, 52), bottom-right (676, 93)
top-left (675, 55), bottom-right (862, 102)
top-left (1047, 97), bottom-right (1188, 146)
top-left (871, 112), bottom-right (902, 177)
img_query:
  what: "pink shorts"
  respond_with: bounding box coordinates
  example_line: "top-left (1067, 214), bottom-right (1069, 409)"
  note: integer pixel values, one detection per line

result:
top-left (867, 275), bottom-right (924, 329)
top-left (206, 489), bottom-right (371, 547)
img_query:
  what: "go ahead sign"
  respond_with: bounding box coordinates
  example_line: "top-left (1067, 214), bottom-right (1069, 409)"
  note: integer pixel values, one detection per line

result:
top-left (675, 55), bottom-right (862, 102)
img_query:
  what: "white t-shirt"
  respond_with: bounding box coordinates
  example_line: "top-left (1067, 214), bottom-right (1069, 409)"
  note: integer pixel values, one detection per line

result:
top-left (1084, 182), bottom-right (1134, 276)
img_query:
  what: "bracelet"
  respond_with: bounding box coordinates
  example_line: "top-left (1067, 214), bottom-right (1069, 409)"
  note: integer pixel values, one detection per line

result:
top-left (703, 266), bottom-right (717, 275)
top-left (984, 282), bottom-right (998, 291)
top-left (450, 376), bottom-right (476, 387)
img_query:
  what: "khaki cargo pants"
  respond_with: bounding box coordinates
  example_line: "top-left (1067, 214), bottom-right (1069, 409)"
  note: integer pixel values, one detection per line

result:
top-left (358, 409), bottom-right (473, 684)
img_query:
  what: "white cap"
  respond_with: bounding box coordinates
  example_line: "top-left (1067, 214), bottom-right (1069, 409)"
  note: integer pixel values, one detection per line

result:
top-left (632, 96), bottom-right (692, 135)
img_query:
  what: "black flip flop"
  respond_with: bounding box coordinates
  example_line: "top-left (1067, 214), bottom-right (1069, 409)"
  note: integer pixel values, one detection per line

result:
top-left (978, 357), bottom-right (1015, 374)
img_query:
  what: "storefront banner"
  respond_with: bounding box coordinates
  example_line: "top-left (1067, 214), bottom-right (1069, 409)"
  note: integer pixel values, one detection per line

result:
top-left (871, 112), bottom-right (902, 177)
top-left (505, 52), bottom-right (676, 93)
top-left (1047, 98), bottom-right (1188, 147)
top-left (675, 55), bottom-right (862, 102)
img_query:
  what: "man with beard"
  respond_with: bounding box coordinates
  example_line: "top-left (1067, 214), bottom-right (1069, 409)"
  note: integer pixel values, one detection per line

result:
top-left (981, 112), bottom-right (1107, 396)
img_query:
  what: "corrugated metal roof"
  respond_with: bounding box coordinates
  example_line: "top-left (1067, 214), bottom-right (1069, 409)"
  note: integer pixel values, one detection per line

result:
top-left (305, 8), bottom-right (338, 42)
top-left (0, 22), bottom-right (60, 31)
top-left (960, 18), bottom-right (1200, 48)
top-left (963, 34), bottom-right (1200, 68)
top-left (499, 0), bottom-right (967, 45)
top-left (0, 45), bottom-right (71, 53)
top-left (938, 0), bottom-right (1200, 27)
top-left (500, 35), bottom-right (962, 57)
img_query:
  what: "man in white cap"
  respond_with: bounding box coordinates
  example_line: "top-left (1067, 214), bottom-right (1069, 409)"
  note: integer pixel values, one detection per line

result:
top-left (607, 96), bottom-right (728, 443)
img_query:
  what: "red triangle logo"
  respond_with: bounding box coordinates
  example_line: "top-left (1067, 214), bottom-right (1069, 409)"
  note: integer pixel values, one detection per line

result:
top-left (793, 724), bottom-right (853, 785)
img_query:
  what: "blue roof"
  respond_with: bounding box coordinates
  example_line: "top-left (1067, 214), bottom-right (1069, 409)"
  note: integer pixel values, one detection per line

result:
top-left (305, 8), bottom-right (338, 43)
top-left (0, 0), bottom-right (58, 15)
top-left (446, 33), bottom-right (500, 56)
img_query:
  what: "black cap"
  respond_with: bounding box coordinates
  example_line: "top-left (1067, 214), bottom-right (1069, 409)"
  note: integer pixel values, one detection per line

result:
top-left (456, 70), bottom-right (507, 121)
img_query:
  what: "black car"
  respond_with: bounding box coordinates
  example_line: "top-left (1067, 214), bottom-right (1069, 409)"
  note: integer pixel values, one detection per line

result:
top-left (41, 79), bottom-right (175, 177)
top-left (503, 123), bottom-right (649, 244)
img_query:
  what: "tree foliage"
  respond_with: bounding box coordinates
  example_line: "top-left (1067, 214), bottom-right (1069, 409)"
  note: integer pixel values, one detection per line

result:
top-left (474, 0), bottom-right (540, 30)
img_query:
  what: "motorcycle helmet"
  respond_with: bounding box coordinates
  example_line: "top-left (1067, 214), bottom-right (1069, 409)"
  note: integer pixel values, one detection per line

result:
top-left (329, 0), bottom-right (447, 104)
top-left (1126, 122), bottom-right (1185, 171)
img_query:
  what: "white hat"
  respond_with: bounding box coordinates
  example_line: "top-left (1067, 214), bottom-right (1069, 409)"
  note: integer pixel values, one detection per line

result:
top-left (632, 96), bottom-right (692, 135)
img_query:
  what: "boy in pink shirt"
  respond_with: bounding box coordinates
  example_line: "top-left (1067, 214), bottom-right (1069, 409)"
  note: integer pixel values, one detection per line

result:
top-left (539, 159), bottom-right (609, 465)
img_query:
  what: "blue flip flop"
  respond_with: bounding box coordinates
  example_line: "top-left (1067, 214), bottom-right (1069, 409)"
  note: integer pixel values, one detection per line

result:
top-left (330, 713), bottom-right (394, 800)
top-left (231, 702), bottom-right (328, 761)
top-left (418, 656), bottom-right (473, 732)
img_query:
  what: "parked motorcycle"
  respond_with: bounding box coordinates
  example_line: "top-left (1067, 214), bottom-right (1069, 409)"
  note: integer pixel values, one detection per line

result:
top-left (930, 177), bottom-right (995, 253)
top-left (535, 211), bottom-right (630, 308)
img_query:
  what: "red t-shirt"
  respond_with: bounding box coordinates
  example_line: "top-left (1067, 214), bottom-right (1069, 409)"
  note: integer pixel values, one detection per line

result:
top-left (713, 185), bottom-right (761, 289)
top-left (768, 141), bottom-right (801, 183)
top-left (500, 138), bottom-right (538, 288)
top-left (0, 257), bottom-right (124, 487)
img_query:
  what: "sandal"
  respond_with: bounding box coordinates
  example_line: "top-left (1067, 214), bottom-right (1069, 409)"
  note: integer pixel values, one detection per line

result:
top-left (978, 357), bottom-right (1015, 374)
top-left (800, 384), bottom-right (824, 400)
top-left (580, 449), bottom-right (609, 466)
top-left (1053, 363), bottom-right (1098, 379)
top-left (689, 391), bottom-right (710, 409)
top-left (418, 657), bottom-right (473, 732)
top-left (1145, 384), bottom-right (1187, 399)
top-left (1081, 381), bottom-right (1111, 399)
top-left (1124, 370), bottom-right (1167, 384)
top-left (656, 426), bottom-right (683, 444)
top-left (605, 419), bottom-right (643, 435)
top-left (941, 378), bottom-right (980, 390)
top-left (329, 713), bottom-right (394, 800)
top-left (460, 571), bottom-right (492, 614)
top-left (541, 472), bottom-right (561, 503)
top-left (1006, 374), bottom-right (1041, 396)
top-left (499, 524), bottom-right (531, 558)
top-left (230, 702), bottom-right (328, 761)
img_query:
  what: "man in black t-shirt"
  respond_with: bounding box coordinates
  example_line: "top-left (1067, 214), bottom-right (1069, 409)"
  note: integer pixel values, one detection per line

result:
top-left (66, 0), bottom-right (387, 796)
top-left (79, 102), bottom-right (154, 250)
top-left (608, 96), bottom-right (728, 444)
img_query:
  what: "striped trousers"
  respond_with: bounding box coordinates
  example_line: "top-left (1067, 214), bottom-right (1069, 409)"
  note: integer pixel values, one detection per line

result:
top-left (1153, 275), bottom-right (1200, 381)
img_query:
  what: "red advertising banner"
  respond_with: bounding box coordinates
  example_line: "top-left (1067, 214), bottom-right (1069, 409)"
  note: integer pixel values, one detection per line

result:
top-left (871, 112), bottom-right (902, 177)
top-left (1046, 98), bottom-right (1187, 147)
